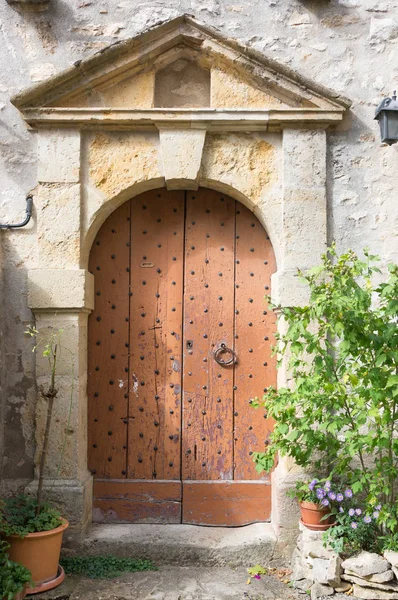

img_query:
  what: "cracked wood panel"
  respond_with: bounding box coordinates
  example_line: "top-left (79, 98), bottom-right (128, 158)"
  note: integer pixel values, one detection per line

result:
top-left (233, 203), bottom-right (276, 480)
top-left (183, 481), bottom-right (271, 526)
top-left (127, 189), bottom-right (185, 482)
top-left (88, 201), bottom-right (130, 478)
top-left (182, 188), bottom-right (235, 482)
top-left (93, 480), bottom-right (182, 524)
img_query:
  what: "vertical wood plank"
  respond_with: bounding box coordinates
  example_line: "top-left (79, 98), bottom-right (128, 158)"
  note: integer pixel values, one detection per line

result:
top-left (128, 189), bottom-right (185, 481)
top-left (233, 204), bottom-right (277, 480)
top-left (88, 201), bottom-right (131, 479)
top-left (182, 188), bottom-right (235, 481)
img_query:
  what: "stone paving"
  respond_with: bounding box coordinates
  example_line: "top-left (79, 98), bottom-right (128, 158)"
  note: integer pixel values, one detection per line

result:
top-left (28, 567), bottom-right (302, 600)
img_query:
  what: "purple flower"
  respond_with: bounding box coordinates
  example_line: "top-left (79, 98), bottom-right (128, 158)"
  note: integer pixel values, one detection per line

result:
top-left (364, 516), bottom-right (372, 524)
top-left (339, 507), bottom-right (344, 513)
top-left (254, 575), bottom-right (261, 580)
top-left (345, 489), bottom-right (353, 498)
top-left (373, 511), bottom-right (380, 519)
top-left (336, 493), bottom-right (344, 502)
top-left (309, 479), bottom-right (318, 491)
top-left (328, 492), bottom-right (336, 501)
top-left (351, 522), bottom-right (358, 529)
top-left (324, 481), bottom-right (332, 491)
top-left (376, 504), bottom-right (382, 511)
top-left (316, 488), bottom-right (326, 499)
top-left (355, 508), bottom-right (362, 516)
top-left (349, 508), bottom-right (355, 516)
top-left (321, 498), bottom-right (330, 507)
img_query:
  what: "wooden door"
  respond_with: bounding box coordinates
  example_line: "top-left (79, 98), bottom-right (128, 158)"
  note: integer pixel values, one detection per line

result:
top-left (88, 188), bottom-right (276, 526)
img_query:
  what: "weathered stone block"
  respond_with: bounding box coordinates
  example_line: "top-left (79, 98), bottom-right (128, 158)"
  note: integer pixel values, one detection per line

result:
top-left (36, 184), bottom-right (81, 268)
top-left (28, 269), bottom-right (94, 311)
top-left (342, 552), bottom-right (390, 577)
top-left (312, 558), bottom-right (329, 584)
top-left (310, 582), bottom-right (334, 599)
top-left (283, 129), bottom-right (326, 190)
top-left (38, 129), bottom-right (81, 183)
top-left (159, 128), bottom-right (206, 190)
top-left (343, 573), bottom-right (398, 593)
top-left (369, 17), bottom-right (398, 42)
top-left (384, 552), bottom-right (398, 568)
top-left (345, 569), bottom-right (394, 583)
top-left (327, 554), bottom-right (342, 587)
top-left (353, 583), bottom-right (398, 599)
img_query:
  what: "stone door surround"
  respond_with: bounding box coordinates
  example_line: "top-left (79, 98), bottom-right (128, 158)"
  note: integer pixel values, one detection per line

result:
top-left (12, 15), bottom-right (349, 551)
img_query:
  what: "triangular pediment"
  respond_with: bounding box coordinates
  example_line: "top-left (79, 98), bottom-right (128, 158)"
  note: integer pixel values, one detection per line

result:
top-left (12, 15), bottom-right (350, 115)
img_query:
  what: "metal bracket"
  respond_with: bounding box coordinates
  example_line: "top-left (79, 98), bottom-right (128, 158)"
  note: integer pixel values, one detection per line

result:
top-left (0, 196), bottom-right (33, 230)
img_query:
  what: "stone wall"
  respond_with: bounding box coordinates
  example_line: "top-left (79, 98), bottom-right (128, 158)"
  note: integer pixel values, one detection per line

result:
top-left (0, 0), bottom-right (397, 514)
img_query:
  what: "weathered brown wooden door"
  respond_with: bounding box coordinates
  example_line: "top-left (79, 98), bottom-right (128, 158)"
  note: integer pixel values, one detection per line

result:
top-left (88, 188), bottom-right (276, 526)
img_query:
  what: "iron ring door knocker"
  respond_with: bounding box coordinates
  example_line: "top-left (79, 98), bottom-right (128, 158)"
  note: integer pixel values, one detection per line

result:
top-left (214, 343), bottom-right (237, 366)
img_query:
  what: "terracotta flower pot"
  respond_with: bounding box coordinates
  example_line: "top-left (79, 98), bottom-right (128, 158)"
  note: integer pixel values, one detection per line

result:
top-left (299, 501), bottom-right (335, 531)
top-left (5, 520), bottom-right (68, 594)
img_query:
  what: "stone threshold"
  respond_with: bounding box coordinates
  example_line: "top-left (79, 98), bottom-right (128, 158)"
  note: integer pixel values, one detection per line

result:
top-left (64, 523), bottom-right (278, 567)
top-left (27, 566), bottom-right (302, 600)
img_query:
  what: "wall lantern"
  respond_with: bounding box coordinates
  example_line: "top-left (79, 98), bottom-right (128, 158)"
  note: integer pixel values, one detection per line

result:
top-left (375, 91), bottom-right (398, 145)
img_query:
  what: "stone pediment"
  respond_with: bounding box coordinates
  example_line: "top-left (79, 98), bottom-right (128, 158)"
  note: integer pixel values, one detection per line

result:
top-left (12, 14), bottom-right (350, 130)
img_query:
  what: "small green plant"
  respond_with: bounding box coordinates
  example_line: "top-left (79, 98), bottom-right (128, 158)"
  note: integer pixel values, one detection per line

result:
top-left (0, 494), bottom-right (62, 537)
top-left (60, 555), bottom-right (155, 579)
top-left (251, 246), bottom-right (398, 539)
top-left (246, 564), bottom-right (268, 584)
top-left (0, 540), bottom-right (32, 600)
top-left (325, 502), bottom-right (382, 556)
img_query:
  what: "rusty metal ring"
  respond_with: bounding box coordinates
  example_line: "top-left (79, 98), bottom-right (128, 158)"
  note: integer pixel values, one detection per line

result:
top-left (214, 343), bottom-right (237, 366)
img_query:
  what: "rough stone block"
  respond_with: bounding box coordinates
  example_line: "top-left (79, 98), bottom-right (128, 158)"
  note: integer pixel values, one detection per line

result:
top-left (384, 552), bottom-right (398, 568)
top-left (327, 554), bottom-right (342, 587)
top-left (369, 17), bottom-right (398, 42)
top-left (345, 569), bottom-right (394, 583)
top-left (342, 552), bottom-right (390, 577)
top-left (36, 183), bottom-right (81, 268)
top-left (38, 129), bottom-right (81, 183)
top-left (343, 573), bottom-right (398, 593)
top-left (312, 558), bottom-right (330, 585)
top-left (28, 269), bottom-right (94, 311)
top-left (159, 128), bottom-right (206, 190)
top-left (353, 583), bottom-right (398, 599)
top-left (310, 582), bottom-right (334, 599)
top-left (283, 129), bottom-right (326, 189)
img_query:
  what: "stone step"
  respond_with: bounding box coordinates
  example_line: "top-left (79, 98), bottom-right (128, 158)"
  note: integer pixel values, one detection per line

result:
top-left (64, 523), bottom-right (278, 567)
top-left (28, 566), bottom-right (300, 600)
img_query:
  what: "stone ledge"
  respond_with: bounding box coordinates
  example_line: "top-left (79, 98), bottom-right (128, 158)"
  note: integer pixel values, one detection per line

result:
top-left (64, 522), bottom-right (278, 567)
top-left (28, 269), bottom-right (94, 312)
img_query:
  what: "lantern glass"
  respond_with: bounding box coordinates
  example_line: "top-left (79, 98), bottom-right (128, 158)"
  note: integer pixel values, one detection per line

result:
top-left (386, 112), bottom-right (398, 142)
top-left (379, 111), bottom-right (398, 145)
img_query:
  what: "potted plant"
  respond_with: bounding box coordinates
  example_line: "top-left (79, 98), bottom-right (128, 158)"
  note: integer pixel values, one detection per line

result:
top-left (0, 327), bottom-right (69, 594)
top-left (290, 479), bottom-right (337, 531)
top-left (0, 540), bottom-right (32, 600)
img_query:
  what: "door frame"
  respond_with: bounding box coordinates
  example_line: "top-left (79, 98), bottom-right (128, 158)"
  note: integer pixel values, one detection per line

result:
top-left (27, 125), bottom-right (329, 559)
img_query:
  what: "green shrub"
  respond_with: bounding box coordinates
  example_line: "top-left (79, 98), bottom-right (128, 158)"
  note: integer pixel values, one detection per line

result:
top-left (0, 494), bottom-right (63, 537)
top-left (252, 246), bottom-right (398, 538)
top-left (60, 555), bottom-right (155, 579)
top-left (0, 540), bottom-right (32, 600)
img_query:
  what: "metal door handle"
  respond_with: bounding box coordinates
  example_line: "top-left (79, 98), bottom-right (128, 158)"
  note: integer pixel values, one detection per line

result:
top-left (214, 343), bottom-right (237, 366)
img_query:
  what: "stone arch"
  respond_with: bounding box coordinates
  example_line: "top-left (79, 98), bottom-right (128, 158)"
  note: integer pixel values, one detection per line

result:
top-left (82, 177), bottom-right (281, 273)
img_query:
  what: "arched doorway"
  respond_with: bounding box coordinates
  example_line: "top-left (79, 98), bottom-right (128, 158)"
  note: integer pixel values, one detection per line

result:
top-left (88, 187), bottom-right (276, 526)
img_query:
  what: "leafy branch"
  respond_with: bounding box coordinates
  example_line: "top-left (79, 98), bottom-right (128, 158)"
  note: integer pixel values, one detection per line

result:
top-left (252, 246), bottom-right (398, 534)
